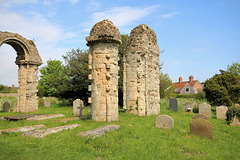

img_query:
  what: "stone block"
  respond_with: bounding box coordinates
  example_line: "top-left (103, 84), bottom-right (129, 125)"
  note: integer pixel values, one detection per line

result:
top-left (190, 119), bottom-right (213, 139)
top-left (155, 115), bottom-right (174, 129)
top-left (169, 99), bottom-right (178, 112)
top-left (216, 106), bottom-right (228, 119)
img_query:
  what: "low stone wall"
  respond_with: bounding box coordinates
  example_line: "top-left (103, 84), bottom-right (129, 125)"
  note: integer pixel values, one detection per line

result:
top-left (0, 93), bottom-right (18, 97)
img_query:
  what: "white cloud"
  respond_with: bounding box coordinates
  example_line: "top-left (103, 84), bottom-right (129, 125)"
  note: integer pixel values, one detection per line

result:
top-left (87, 0), bottom-right (102, 11)
top-left (69, 0), bottom-right (79, 4)
top-left (160, 11), bottom-right (178, 18)
top-left (0, 0), bottom-right (38, 8)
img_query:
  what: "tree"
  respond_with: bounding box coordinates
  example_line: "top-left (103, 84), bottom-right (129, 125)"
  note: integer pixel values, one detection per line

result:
top-left (38, 59), bottom-right (68, 97)
top-left (227, 61), bottom-right (240, 76)
top-left (59, 49), bottom-right (90, 104)
top-left (118, 34), bottom-right (129, 107)
top-left (203, 70), bottom-right (240, 106)
top-left (159, 72), bottom-right (176, 99)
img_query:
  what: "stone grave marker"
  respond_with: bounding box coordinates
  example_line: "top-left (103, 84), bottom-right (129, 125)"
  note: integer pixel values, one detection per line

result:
top-left (44, 99), bottom-right (50, 107)
top-left (199, 102), bottom-right (211, 118)
top-left (192, 114), bottom-right (209, 121)
top-left (0, 102), bottom-right (2, 111)
top-left (3, 102), bottom-right (10, 112)
top-left (169, 99), bottom-right (178, 112)
top-left (216, 106), bottom-right (228, 119)
top-left (13, 102), bottom-right (17, 112)
top-left (190, 119), bottom-right (213, 139)
top-left (73, 99), bottom-right (84, 116)
top-left (230, 116), bottom-right (240, 127)
top-left (181, 102), bottom-right (195, 113)
top-left (155, 115), bottom-right (174, 129)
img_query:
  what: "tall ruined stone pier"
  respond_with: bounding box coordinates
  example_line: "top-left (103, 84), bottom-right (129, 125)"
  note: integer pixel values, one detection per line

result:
top-left (123, 24), bottom-right (160, 116)
top-left (0, 31), bottom-right (42, 112)
top-left (86, 19), bottom-right (121, 122)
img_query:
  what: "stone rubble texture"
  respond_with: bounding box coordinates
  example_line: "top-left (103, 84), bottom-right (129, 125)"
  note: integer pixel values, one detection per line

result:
top-left (199, 102), bottom-right (211, 118)
top-left (123, 24), bottom-right (160, 116)
top-left (190, 119), bottom-right (213, 139)
top-left (3, 102), bottom-right (10, 112)
top-left (77, 125), bottom-right (120, 138)
top-left (22, 124), bottom-right (80, 138)
top-left (0, 124), bottom-right (46, 135)
top-left (216, 106), bottom-right (228, 120)
top-left (0, 31), bottom-right (42, 112)
top-left (86, 19), bottom-right (121, 122)
top-left (155, 115), bottom-right (174, 129)
top-left (73, 99), bottom-right (84, 116)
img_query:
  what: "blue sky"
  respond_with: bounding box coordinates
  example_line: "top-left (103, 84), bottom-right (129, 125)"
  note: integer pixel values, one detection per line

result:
top-left (0, 0), bottom-right (239, 86)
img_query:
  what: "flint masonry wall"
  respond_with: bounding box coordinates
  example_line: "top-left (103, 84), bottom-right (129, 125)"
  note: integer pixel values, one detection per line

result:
top-left (123, 24), bottom-right (160, 116)
top-left (86, 19), bottom-right (121, 122)
top-left (0, 31), bottom-right (42, 112)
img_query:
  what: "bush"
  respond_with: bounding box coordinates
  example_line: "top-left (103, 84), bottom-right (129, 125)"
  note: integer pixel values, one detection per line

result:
top-left (226, 106), bottom-right (240, 124)
top-left (176, 94), bottom-right (195, 99)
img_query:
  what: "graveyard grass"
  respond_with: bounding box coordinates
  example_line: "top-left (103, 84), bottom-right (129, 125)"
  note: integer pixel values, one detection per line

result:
top-left (0, 97), bottom-right (239, 160)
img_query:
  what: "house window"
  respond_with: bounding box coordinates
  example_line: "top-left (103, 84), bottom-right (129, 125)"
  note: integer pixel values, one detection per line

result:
top-left (186, 88), bottom-right (189, 93)
top-left (194, 89), bottom-right (198, 94)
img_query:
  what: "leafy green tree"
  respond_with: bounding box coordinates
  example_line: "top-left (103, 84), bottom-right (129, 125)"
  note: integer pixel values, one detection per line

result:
top-left (203, 70), bottom-right (240, 106)
top-left (227, 61), bottom-right (240, 76)
top-left (118, 34), bottom-right (129, 107)
top-left (38, 59), bottom-right (68, 97)
top-left (159, 72), bottom-right (176, 99)
top-left (59, 49), bottom-right (90, 104)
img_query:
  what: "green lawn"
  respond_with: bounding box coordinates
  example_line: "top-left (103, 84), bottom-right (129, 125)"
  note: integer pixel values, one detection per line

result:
top-left (0, 97), bottom-right (239, 160)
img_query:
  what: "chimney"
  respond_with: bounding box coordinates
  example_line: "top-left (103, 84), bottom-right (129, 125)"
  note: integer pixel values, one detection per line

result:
top-left (189, 75), bottom-right (193, 82)
top-left (12, 84), bottom-right (15, 88)
top-left (179, 77), bottom-right (182, 83)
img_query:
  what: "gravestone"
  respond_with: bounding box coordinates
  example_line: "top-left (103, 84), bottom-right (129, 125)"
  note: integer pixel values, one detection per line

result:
top-left (73, 99), bottom-right (84, 116)
top-left (169, 99), bottom-right (178, 112)
top-left (13, 102), bottom-right (17, 112)
top-left (199, 102), bottom-right (211, 118)
top-left (44, 99), bottom-right (50, 107)
top-left (39, 98), bottom-right (44, 106)
top-left (216, 106), bottom-right (228, 119)
top-left (190, 119), bottom-right (213, 139)
top-left (0, 102), bottom-right (2, 111)
top-left (3, 102), bottom-right (10, 112)
top-left (192, 114), bottom-right (209, 121)
top-left (155, 115), bottom-right (174, 129)
top-left (230, 116), bottom-right (240, 127)
top-left (181, 102), bottom-right (195, 113)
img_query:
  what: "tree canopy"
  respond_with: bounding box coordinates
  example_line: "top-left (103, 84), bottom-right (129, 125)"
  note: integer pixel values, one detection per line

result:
top-left (227, 61), bottom-right (240, 76)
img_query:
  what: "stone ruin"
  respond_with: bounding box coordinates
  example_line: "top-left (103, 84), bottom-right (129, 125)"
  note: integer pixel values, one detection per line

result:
top-left (123, 24), bottom-right (160, 116)
top-left (0, 31), bottom-right (42, 112)
top-left (86, 19), bottom-right (121, 122)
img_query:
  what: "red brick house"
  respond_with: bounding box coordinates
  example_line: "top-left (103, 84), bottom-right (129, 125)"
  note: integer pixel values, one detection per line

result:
top-left (173, 76), bottom-right (203, 94)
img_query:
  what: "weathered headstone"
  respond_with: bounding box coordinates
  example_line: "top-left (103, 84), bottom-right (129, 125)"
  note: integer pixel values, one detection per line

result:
top-left (13, 102), bottom-right (17, 112)
top-left (190, 119), bottom-right (213, 139)
top-left (39, 98), bottom-right (44, 106)
top-left (192, 114), bottom-right (209, 121)
top-left (73, 99), bottom-right (84, 116)
top-left (169, 99), bottom-right (178, 112)
top-left (181, 102), bottom-right (196, 113)
top-left (199, 102), bottom-right (211, 118)
top-left (0, 124), bottom-right (46, 135)
top-left (27, 114), bottom-right (65, 121)
top-left (3, 102), bottom-right (10, 112)
top-left (155, 115), bottom-right (174, 129)
top-left (230, 116), bottom-right (240, 127)
top-left (77, 125), bottom-right (120, 138)
top-left (44, 99), bottom-right (50, 107)
top-left (216, 106), bottom-right (228, 119)
top-left (22, 124), bottom-right (80, 138)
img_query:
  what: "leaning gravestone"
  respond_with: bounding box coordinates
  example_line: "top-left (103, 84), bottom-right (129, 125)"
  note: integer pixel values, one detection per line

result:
top-left (3, 102), bottom-right (10, 112)
top-left (192, 114), bottom-right (209, 121)
top-left (44, 99), bottom-right (50, 107)
top-left (169, 99), bottom-right (178, 112)
top-left (199, 102), bottom-right (211, 118)
top-left (73, 99), bottom-right (84, 116)
top-left (155, 115), bottom-right (174, 129)
top-left (190, 119), bottom-right (213, 139)
top-left (13, 102), bottom-right (17, 112)
top-left (216, 106), bottom-right (228, 119)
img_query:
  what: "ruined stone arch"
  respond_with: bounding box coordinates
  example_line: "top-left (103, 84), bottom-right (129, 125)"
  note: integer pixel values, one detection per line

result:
top-left (0, 31), bottom-right (42, 112)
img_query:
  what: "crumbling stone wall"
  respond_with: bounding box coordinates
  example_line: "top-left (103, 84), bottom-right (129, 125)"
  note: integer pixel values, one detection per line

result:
top-left (0, 31), bottom-right (42, 112)
top-left (123, 24), bottom-right (160, 116)
top-left (86, 19), bottom-right (121, 122)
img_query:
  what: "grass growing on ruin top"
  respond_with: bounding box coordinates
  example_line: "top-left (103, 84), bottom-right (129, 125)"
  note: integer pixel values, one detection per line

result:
top-left (0, 97), bottom-right (240, 160)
